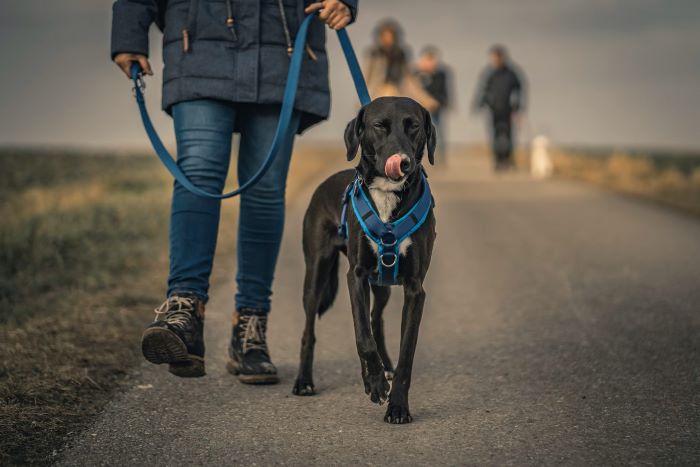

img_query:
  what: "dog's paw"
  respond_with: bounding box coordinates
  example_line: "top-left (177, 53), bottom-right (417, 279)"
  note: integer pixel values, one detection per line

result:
top-left (384, 403), bottom-right (413, 424)
top-left (363, 371), bottom-right (389, 404)
top-left (384, 368), bottom-right (395, 381)
top-left (292, 378), bottom-right (315, 396)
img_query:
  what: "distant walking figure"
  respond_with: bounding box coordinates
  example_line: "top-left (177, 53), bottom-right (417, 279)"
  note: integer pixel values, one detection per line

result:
top-left (414, 46), bottom-right (452, 158)
top-left (364, 20), bottom-right (438, 112)
top-left (473, 45), bottom-right (526, 171)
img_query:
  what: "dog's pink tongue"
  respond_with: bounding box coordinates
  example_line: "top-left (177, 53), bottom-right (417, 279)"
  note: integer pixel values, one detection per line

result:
top-left (385, 154), bottom-right (404, 180)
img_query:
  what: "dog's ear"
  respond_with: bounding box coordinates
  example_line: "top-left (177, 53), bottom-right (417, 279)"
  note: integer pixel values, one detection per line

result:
top-left (344, 108), bottom-right (365, 161)
top-left (423, 108), bottom-right (437, 165)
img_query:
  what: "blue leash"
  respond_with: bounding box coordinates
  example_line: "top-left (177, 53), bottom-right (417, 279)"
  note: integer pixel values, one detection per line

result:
top-left (130, 12), bottom-right (370, 199)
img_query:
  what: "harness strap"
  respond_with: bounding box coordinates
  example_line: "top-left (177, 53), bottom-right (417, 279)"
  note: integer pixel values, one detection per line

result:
top-left (338, 180), bottom-right (355, 238)
top-left (343, 171), bottom-right (432, 286)
top-left (130, 12), bottom-right (370, 199)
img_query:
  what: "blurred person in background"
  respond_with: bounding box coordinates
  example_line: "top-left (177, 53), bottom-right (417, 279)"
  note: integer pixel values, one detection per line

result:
top-left (111, 0), bottom-right (357, 384)
top-left (365, 20), bottom-right (438, 113)
top-left (473, 44), bottom-right (526, 171)
top-left (414, 45), bottom-right (452, 159)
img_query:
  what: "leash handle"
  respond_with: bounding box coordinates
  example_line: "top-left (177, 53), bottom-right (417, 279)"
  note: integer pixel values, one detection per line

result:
top-left (130, 12), bottom-right (370, 199)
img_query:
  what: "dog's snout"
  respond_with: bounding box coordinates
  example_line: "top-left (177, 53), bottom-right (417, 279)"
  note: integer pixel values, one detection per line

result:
top-left (399, 156), bottom-right (411, 174)
top-left (385, 154), bottom-right (409, 181)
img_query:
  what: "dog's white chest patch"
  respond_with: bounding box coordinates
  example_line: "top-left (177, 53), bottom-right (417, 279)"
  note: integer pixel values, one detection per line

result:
top-left (366, 178), bottom-right (412, 256)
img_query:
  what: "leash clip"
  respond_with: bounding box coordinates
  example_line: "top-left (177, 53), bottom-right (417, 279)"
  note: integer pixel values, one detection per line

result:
top-left (352, 175), bottom-right (362, 196)
top-left (132, 74), bottom-right (146, 97)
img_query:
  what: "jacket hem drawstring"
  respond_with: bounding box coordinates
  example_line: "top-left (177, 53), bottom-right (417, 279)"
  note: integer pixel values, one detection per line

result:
top-left (277, 0), bottom-right (294, 56)
top-left (225, 0), bottom-right (238, 41)
top-left (277, 0), bottom-right (317, 61)
top-left (183, 0), bottom-right (199, 53)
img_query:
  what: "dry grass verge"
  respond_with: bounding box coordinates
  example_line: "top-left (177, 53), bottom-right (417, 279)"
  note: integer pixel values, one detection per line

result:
top-left (0, 144), bottom-right (341, 465)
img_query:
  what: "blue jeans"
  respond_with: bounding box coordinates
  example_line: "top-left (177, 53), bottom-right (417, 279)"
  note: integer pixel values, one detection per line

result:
top-left (168, 99), bottom-right (300, 313)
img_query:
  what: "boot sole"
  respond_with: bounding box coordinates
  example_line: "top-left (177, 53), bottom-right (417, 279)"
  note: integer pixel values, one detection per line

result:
top-left (226, 359), bottom-right (279, 385)
top-left (141, 327), bottom-right (205, 377)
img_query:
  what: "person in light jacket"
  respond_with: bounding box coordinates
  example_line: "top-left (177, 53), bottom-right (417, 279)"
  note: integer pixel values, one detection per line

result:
top-left (111, 0), bottom-right (358, 384)
top-left (364, 20), bottom-right (438, 112)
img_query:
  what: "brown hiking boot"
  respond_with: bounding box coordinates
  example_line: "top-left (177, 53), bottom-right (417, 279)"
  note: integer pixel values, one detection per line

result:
top-left (141, 294), bottom-right (206, 377)
top-left (226, 309), bottom-right (279, 384)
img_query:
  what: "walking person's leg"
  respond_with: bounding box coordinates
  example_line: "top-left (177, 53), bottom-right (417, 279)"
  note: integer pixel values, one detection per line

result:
top-left (431, 111), bottom-right (446, 163)
top-left (502, 116), bottom-right (514, 169)
top-left (227, 104), bottom-right (301, 384)
top-left (492, 115), bottom-right (512, 171)
top-left (168, 101), bottom-right (236, 299)
top-left (141, 99), bottom-right (236, 377)
top-left (490, 115), bottom-right (501, 170)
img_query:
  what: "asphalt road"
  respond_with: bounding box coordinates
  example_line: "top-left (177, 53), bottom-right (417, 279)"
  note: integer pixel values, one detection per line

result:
top-left (61, 154), bottom-right (700, 466)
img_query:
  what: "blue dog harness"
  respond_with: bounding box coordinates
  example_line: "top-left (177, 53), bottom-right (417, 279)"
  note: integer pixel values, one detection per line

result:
top-left (339, 171), bottom-right (433, 286)
top-left (129, 12), bottom-right (370, 199)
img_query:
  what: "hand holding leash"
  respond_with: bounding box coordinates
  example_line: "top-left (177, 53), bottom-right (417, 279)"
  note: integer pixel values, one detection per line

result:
top-left (304, 0), bottom-right (352, 30)
top-left (114, 52), bottom-right (152, 79)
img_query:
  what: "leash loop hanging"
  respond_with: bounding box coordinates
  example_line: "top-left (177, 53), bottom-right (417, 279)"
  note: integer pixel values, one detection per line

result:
top-left (130, 12), bottom-right (370, 199)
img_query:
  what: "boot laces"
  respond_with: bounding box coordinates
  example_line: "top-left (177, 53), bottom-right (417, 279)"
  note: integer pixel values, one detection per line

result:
top-left (155, 296), bottom-right (195, 330)
top-left (238, 315), bottom-right (268, 354)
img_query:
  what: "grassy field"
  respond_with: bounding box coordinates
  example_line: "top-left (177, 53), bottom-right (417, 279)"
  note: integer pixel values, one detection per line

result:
top-left (514, 147), bottom-right (700, 216)
top-left (0, 145), bottom-right (340, 465)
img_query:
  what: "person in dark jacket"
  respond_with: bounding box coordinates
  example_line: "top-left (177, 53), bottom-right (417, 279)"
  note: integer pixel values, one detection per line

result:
top-left (111, 0), bottom-right (358, 384)
top-left (414, 45), bottom-right (452, 159)
top-left (473, 44), bottom-right (525, 171)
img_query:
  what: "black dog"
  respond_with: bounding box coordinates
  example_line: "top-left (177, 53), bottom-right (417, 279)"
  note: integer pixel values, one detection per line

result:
top-left (292, 97), bottom-right (437, 424)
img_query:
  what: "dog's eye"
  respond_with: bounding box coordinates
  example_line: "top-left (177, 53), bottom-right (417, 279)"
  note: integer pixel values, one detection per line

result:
top-left (372, 122), bottom-right (385, 131)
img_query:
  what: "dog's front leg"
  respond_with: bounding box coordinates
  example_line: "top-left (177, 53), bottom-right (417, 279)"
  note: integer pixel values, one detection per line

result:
top-left (384, 278), bottom-right (426, 424)
top-left (347, 267), bottom-right (390, 404)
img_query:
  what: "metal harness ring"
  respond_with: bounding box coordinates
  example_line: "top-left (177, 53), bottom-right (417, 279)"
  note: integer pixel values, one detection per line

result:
top-left (381, 235), bottom-right (397, 247)
top-left (380, 253), bottom-right (397, 268)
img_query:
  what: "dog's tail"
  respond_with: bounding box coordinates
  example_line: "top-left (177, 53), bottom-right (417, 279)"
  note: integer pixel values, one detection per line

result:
top-left (316, 250), bottom-right (340, 318)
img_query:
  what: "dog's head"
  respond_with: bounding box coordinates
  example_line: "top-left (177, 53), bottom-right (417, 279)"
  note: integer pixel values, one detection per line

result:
top-left (344, 97), bottom-right (436, 184)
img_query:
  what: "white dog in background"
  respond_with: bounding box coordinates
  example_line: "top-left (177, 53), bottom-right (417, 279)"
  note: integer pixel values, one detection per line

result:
top-left (530, 135), bottom-right (553, 179)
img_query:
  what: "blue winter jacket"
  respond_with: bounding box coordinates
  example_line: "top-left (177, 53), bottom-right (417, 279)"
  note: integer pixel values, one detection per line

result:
top-left (111, 0), bottom-right (358, 132)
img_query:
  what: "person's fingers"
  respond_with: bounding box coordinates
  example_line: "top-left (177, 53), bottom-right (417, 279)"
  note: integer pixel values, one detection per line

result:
top-left (331, 13), bottom-right (350, 29)
top-left (118, 60), bottom-right (131, 79)
top-left (304, 1), bottom-right (350, 28)
top-left (324, 10), bottom-right (339, 24)
top-left (304, 2), bottom-right (323, 13)
top-left (331, 14), bottom-right (350, 29)
top-left (139, 56), bottom-right (153, 75)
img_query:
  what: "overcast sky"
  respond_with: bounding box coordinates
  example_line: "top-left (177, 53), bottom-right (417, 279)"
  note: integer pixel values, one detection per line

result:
top-left (0, 0), bottom-right (698, 150)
